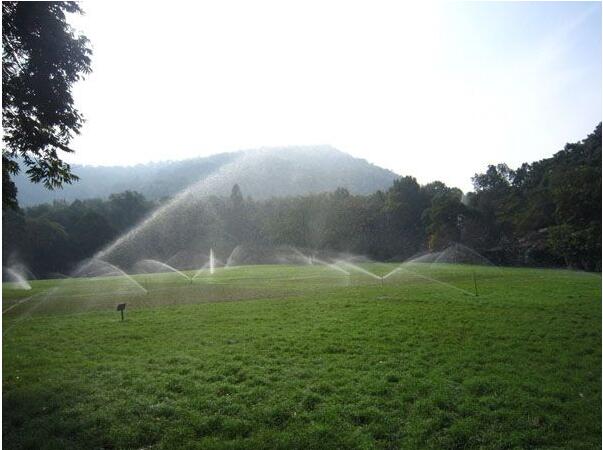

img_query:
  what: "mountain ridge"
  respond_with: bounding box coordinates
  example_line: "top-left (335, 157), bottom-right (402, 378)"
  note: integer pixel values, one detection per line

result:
top-left (14, 146), bottom-right (400, 206)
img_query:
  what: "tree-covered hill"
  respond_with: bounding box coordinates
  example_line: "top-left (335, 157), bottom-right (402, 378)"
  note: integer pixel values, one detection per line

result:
top-left (13, 146), bottom-right (399, 206)
top-left (3, 124), bottom-right (600, 277)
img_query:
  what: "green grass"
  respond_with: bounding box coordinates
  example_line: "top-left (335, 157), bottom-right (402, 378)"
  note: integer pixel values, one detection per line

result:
top-left (3, 264), bottom-right (601, 449)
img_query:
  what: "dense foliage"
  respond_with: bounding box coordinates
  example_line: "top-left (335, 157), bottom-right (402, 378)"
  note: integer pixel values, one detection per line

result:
top-left (3, 125), bottom-right (601, 277)
top-left (2, 1), bottom-right (92, 209)
top-left (468, 123), bottom-right (601, 270)
top-left (3, 191), bottom-right (154, 276)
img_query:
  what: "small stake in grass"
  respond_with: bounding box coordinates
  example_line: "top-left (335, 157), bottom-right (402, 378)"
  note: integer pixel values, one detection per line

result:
top-left (472, 271), bottom-right (478, 297)
top-left (117, 303), bottom-right (126, 321)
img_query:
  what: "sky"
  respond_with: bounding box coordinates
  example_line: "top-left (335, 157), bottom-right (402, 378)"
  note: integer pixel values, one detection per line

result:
top-left (67, 1), bottom-right (602, 192)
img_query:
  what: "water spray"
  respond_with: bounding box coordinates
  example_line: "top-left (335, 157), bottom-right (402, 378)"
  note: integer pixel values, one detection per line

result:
top-left (209, 248), bottom-right (215, 275)
top-left (3, 267), bottom-right (32, 290)
top-left (135, 259), bottom-right (190, 283)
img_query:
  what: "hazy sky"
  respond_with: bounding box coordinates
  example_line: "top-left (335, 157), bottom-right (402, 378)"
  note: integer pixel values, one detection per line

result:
top-left (68, 1), bottom-right (602, 192)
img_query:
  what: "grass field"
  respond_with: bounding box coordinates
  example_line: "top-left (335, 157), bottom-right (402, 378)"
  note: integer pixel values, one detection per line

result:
top-left (3, 263), bottom-right (601, 449)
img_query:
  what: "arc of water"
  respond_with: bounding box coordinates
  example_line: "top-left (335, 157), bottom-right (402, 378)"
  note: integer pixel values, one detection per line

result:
top-left (382, 267), bottom-right (403, 280)
top-left (192, 250), bottom-right (222, 280)
top-left (94, 152), bottom-right (259, 262)
top-left (224, 245), bottom-right (241, 268)
top-left (6, 263), bottom-right (37, 281)
top-left (136, 259), bottom-right (191, 281)
top-left (335, 260), bottom-right (381, 280)
top-left (3, 286), bottom-right (61, 336)
top-left (209, 248), bottom-right (215, 275)
top-left (432, 243), bottom-right (497, 267)
top-left (2, 292), bottom-right (44, 314)
top-left (192, 262), bottom-right (209, 280)
top-left (407, 251), bottom-right (441, 264)
top-left (77, 259), bottom-right (147, 293)
top-left (3, 267), bottom-right (32, 290)
top-left (312, 258), bottom-right (350, 275)
top-left (397, 264), bottom-right (475, 296)
top-left (289, 247), bottom-right (312, 265)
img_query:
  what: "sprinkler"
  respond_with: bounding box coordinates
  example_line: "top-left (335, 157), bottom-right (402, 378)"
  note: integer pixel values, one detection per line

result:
top-left (472, 270), bottom-right (478, 297)
top-left (380, 276), bottom-right (384, 287)
top-left (116, 303), bottom-right (126, 321)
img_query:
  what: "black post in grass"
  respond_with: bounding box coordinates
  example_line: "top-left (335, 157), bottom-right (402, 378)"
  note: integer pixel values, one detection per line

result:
top-left (117, 303), bottom-right (126, 321)
top-left (472, 271), bottom-right (479, 297)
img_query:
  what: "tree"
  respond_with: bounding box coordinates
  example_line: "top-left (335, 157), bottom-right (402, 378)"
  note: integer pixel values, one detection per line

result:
top-left (424, 191), bottom-right (467, 250)
top-left (384, 176), bottom-right (428, 257)
top-left (106, 191), bottom-right (154, 232)
top-left (23, 216), bottom-right (70, 275)
top-left (69, 210), bottom-right (116, 261)
top-left (2, 2), bottom-right (92, 209)
top-left (546, 124), bottom-right (602, 270)
top-left (2, 206), bottom-right (26, 265)
top-left (230, 184), bottom-right (244, 208)
top-left (226, 184), bottom-right (249, 243)
top-left (472, 164), bottom-right (514, 192)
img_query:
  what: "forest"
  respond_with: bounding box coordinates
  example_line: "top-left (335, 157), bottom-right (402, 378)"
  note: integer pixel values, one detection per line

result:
top-left (3, 124), bottom-right (601, 277)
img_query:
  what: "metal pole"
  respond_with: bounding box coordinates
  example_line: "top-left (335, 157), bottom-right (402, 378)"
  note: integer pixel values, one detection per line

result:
top-left (473, 270), bottom-right (478, 297)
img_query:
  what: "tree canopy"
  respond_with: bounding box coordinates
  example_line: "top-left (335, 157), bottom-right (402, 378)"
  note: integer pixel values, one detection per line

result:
top-left (2, 1), bottom-right (91, 209)
top-left (3, 124), bottom-right (601, 276)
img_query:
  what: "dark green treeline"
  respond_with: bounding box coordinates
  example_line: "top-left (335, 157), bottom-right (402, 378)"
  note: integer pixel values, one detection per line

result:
top-left (3, 124), bottom-right (600, 277)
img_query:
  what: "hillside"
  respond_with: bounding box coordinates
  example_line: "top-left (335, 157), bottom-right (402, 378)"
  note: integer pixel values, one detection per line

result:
top-left (14, 146), bottom-right (399, 206)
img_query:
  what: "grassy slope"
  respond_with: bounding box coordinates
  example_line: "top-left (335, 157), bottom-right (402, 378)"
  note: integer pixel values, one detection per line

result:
top-left (3, 265), bottom-right (601, 449)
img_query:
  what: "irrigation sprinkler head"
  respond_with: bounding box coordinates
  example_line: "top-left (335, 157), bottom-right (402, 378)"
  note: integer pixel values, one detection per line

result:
top-left (116, 303), bottom-right (126, 321)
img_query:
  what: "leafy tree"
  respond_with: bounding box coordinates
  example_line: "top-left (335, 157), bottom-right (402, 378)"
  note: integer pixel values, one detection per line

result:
top-left (69, 210), bottom-right (116, 260)
top-left (384, 176), bottom-right (427, 258)
top-left (546, 125), bottom-right (602, 270)
top-left (321, 190), bottom-right (361, 252)
top-left (470, 124), bottom-right (601, 268)
top-left (424, 191), bottom-right (466, 250)
top-left (230, 184), bottom-right (244, 208)
top-left (2, 206), bottom-right (26, 265)
top-left (106, 191), bottom-right (154, 232)
top-left (225, 184), bottom-right (251, 243)
top-left (23, 216), bottom-right (70, 275)
top-left (2, 1), bottom-right (92, 209)
top-left (264, 197), bottom-right (316, 248)
top-left (332, 187), bottom-right (350, 200)
top-left (472, 163), bottom-right (514, 192)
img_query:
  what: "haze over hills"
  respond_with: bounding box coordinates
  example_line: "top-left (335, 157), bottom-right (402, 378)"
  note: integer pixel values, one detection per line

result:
top-left (14, 146), bottom-right (400, 206)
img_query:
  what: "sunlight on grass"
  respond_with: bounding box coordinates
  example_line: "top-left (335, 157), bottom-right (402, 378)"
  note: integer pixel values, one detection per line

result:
top-left (3, 264), bottom-right (601, 449)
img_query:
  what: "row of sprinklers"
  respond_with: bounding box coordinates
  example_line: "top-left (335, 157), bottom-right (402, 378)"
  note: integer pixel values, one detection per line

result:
top-left (5, 244), bottom-right (489, 301)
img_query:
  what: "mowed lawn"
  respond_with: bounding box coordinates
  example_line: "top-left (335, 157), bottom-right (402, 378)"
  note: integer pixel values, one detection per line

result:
top-left (3, 264), bottom-right (601, 449)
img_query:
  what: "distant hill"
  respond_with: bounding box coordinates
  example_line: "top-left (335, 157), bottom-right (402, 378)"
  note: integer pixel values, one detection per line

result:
top-left (14, 146), bottom-right (399, 205)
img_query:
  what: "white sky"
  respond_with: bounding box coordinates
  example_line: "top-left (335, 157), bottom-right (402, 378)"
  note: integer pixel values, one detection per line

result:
top-left (68, 1), bottom-right (602, 192)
